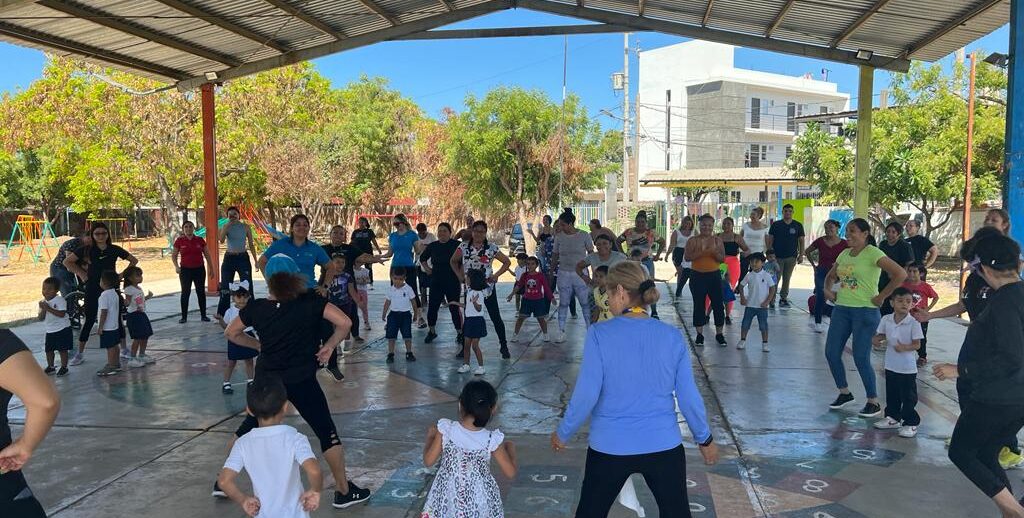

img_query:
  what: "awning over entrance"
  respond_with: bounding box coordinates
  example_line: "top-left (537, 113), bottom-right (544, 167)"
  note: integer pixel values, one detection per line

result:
top-left (0, 0), bottom-right (1010, 89)
top-left (640, 166), bottom-right (811, 188)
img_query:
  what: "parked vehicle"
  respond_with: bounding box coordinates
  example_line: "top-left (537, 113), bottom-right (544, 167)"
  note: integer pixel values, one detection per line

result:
top-left (507, 223), bottom-right (526, 256)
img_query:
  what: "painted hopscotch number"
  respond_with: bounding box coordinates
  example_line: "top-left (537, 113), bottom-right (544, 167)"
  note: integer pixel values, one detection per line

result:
top-left (531, 474), bottom-right (568, 483)
top-left (390, 488), bottom-right (425, 499)
top-left (690, 503), bottom-right (707, 513)
top-left (525, 496), bottom-right (560, 506)
top-left (852, 449), bottom-right (876, 461)
top-left (796, 459), bottom-right (817, 470)
top-left (814, 513), bottom-right (838, 518)
top-left (743, 466), bottom-right (762, 480)
top-left (802, 479), bottom-right (830, 493)
top-left (686, 478), bottom-right (697, 488)
top-left (847, 431), bottom-right (863, 441)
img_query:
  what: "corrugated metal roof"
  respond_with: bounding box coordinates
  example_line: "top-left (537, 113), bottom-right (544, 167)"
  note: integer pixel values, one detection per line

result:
top-left (0, 0), bottom-right (1009, 88)
top-left (641, 166), bottom-right (808, 186)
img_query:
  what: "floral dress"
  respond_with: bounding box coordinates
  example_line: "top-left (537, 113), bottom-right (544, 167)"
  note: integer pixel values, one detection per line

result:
top-left (422, 418), bottom-right (505, 518)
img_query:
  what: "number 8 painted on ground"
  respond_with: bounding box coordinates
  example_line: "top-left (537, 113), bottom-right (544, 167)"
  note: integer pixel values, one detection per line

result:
top-left (803, 479), bottom-right (829, 493)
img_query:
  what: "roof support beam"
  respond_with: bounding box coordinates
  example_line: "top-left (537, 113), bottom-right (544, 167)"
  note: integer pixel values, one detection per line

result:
top-left (903, 0), bottom-right (1003, 59)
top-left (516, 0), bottom-right (910, 71)
top-left (638, 0), bottom-right (645, 17)
top-left (0, 21), bottom-right (187, 80)
top-left (395, 23), bottom-right (631, 39)
top-left (176, 0), bottom-right (512, 91)
top-left (36, 0), bottom-right (242, 67)
top-left (150, 0), bottom-right (291, 53)
top-left (830, 0), bottom-right (893, 48)
top-left (701, 0), bottom-right (714, 27)
top-left (765, 0), bottom-right (795, 37)
top-left (437, 0), bottom-right (455, 11)
top-left (260, 0), bottom-right (347, 40)
top-left (354, 0), bottom-right (401, 26)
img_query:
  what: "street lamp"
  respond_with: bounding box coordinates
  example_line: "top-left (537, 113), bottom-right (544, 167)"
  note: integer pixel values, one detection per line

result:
top-left (984, 52), bottom-right (1010, 68)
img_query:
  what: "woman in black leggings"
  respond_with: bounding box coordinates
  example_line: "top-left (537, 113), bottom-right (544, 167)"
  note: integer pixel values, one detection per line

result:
top-left (684, 214), bottom-right (726, 346)
top-left (450, 220), bottom-right (512, 359)
top-left (934, 233), bottom-right (1024, 518)
top-left (221, 262), bottom-right (371, 509)
top-left (421, 223), bottom-right (462, 344)
top-left (172, 220), bottom-right (214, 323)
top-left (63, 222), bottom-right (138, 366)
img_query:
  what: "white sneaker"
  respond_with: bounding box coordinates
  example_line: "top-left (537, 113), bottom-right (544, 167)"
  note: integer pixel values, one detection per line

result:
top-left (807, 321), bottom-right (818, 332)
top-left (457, 364), bottom-right (471, 374)
top-left (120, 350), bottom-right (131, 362)
top-left (362, 324), bottom-right (371, 331)
top-left (510, 334), bottom-right (519, 343)
top-left (815, 323), bottom-right (827, 333)
top-left (128, 358), bottom-right (146, 368)
top-left (898, 425), bottom-right (918, 438)
top-left (874, 417), bottom-right (901, 429)
top-left (69, 353), bottom-right (85, 366)
top-left (761, 342), bottom-right (770, 352)
top-left (555, 331), bottom-right (566, 343)
top-left (542, 333), bottom-right (550, 342)
top-left (140, 354), bottom-right (156, 364)
top-left (736, 340), bottom-right (746, 350)
top-left (473, 366), bottom-right (486, 376)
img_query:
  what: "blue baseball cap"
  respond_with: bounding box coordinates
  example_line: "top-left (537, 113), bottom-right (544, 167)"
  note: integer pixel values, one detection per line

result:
top-left (264, 254), bottom-right (299, 278)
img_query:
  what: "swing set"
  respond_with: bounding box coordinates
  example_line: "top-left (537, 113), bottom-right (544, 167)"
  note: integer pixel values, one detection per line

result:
top-left (5, 215), bottom-right (59, 264)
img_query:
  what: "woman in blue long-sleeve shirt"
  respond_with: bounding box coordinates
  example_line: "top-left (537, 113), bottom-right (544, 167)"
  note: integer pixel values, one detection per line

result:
top-left (551, 261), bottom-right (718, 517)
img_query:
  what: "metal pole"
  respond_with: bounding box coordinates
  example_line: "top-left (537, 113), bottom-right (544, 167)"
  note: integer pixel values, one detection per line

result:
top-left (1006, 0), bottom-right (1024, 246)
top-left (559, 34), bottom-right (567, 213)
top-left (853, 66), bottom-right (874, 217)
top-left (201, 83), bottom-right (220, 295)
top-left (622, 33), bottom-right (631, 204)
top-left (962, 51), bottom-right (976, 295)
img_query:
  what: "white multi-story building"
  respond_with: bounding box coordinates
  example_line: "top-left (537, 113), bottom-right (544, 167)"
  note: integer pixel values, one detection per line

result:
top-left (635, 40), bottom-right (850, 203)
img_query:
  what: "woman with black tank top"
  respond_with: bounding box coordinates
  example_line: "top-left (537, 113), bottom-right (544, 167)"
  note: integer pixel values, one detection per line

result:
top-left (0, 329), bottom-right (60, 518)
top-left (718, 217), bottom-right (748, 324)
top-left (421, 223), bottom-right (463, 345)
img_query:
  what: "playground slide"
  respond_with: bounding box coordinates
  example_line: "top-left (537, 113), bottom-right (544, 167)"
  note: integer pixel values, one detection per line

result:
top-left (193, 218), bottom-right (231, 238)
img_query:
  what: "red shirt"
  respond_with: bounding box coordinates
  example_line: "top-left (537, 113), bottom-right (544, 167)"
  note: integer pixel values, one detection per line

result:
top-left (517, 272), bottom-right (553, 301)
top-left (174, 236), bottom-right (207, 268)
top-left (810, 237), bottom-right (849, 271)
top-left (902, 280), bottom-right (938, 311)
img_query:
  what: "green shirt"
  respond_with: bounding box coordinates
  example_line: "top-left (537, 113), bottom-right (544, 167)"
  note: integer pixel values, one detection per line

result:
top-left (835, 245), bottom-right (886, 308)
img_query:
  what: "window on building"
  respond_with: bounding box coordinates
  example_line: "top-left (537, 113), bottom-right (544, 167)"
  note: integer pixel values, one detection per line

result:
top-left (748, 144), bottom-right (760, 167)
top-left (730, 191), bottom-right (741, 203)
top-left (786, 146), bottom-right (793, 158)
top-left (820, 105), bottom-right (829, 114)
top-left (759, 191), bottom-right (768, 203)
top-left (760, 145), bottom-right (768, 161)
top-left (750, 98), bottom-right (761, 129)
top-left (786, 102), bottom-right (796, 132)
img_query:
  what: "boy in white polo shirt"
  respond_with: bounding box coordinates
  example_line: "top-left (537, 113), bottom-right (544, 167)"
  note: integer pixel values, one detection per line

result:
top-left (39, 277), bottom-right (72, 376)
top-left (737, 253), bottom-right (777, 352)
top-left (219, 375), bottom-right (323, 518)
top-left (872, 287), bottom-right (924, 438)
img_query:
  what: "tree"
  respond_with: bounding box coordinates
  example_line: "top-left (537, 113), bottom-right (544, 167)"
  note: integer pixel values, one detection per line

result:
top-left (407, 111), bottom-right (471, 224)
top-left (262, 136), bottom-right (347, 228)
top-left (444, 87), bottom-right (605, 248)
top-left (786, 59), bottom-right (1005, 235)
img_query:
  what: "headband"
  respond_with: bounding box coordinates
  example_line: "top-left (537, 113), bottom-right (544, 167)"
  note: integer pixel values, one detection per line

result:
top-left (229, 280), bottom-right (250, 292)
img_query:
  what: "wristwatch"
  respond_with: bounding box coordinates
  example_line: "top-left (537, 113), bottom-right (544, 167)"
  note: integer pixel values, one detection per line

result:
top-left (699, 435), bottom-right (714, 447)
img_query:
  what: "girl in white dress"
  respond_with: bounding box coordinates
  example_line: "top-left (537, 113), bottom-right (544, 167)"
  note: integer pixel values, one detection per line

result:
top-left (422, 380), bottom-right (517, 518)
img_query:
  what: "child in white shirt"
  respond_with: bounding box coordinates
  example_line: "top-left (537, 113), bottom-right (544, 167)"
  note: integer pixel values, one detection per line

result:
top-left (219, 281), bottom-right (256, 395)
top-left (96, 270), bottom-right (124, 376)
top-left (122, 266), bottom-right (154, 368)
top-left (39, 277), bottom-right (72, 375)
top-left (219, 376), bottom-right (322, 518)
top-left (872, 287), bottom-right (923, 438)
top-left (354, 264), bottom-right (371, 331)
top-left (459, 270), bottom-right (490, 376)
top-left (383, 268), bottom-right (419, 364)
top-left (512, 253), bottom-right (528, 310)
top-left (737, 253), bottom-right (777, 352)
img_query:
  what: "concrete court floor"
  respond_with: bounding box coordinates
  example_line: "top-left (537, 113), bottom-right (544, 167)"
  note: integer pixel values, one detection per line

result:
top-left (4, 268), bottom-right (1015, 518)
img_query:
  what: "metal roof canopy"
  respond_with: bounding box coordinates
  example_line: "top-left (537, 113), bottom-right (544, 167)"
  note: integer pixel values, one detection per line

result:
top-left (0, 0), bottom-right (1010, 91)
top-left (641, 166), bottom-right (811, 188)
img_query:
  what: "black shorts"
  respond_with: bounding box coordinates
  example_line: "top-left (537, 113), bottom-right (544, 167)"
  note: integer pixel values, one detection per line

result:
top-left (418, 270), bottom-right (431, 290)
top-left (99, 329), bottom-right (121, 348)
top-left (386, 311), bottom-right (412, 340)
top-left (126, 312), bottom-right (153, 339)
top-left (463, 316), bottom-right (488, 339)
top-left (519, 298), bottom-right (550, 318)
top-left (45, 327), bottom-right (74, 352)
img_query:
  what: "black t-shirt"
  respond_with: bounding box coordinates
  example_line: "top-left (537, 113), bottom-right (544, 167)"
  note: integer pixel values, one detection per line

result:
top-left (963, 271), bottom-right (992, 321)
top-left (75, 244), bottom-right (129, 287)
top-left (420, 239), bottom-right (461, 285)
top-left (322, 243), bottom-right (362, 276)
top-left (905, 235), bottom-right (934, 265)
top-left (239, 292), bottom-right (328, 383)
top-left (768, 220), bottom-right (805, 259)
top-left (877, 238), bottom-right (915, 288)
top-left (350, 228), bottom-right (376, 255)
top-left (0, 329), bottom-right (29, 452)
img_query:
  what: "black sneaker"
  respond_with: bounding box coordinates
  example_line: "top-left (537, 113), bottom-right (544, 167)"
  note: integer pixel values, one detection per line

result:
top-left (201, 315), bottom-right (212, 322)
top-left (221, 382), bottom-right (234, 394)
top-left (44, 366), bottom-right (56, 375)
top-left (326, 366), bottom-right (345, 382)
top-left (715, 334), bottom-right (727, 346)
top-left (386, 353), bottom-right (395, 364)
top-left (56, 367), bottom-right (68, 377)
top-left (499, 345), bottom-right (511, 359)
top-left (178, 317), bottom-right (187, 324)
top-left (425, 331), bottom-right (437, 344)
top-left (456, 333), bottom-right (464, 346)
top-left (406, 351), bottom-right (417, 362)
top-left (828, 393), bottom-right (855, 410)
top-left (779, 299), bottom-right (791, 308)
top-left (695, 334), bottom-right (705, 346)
top-left (333, 481), bottom-right (371, 509)
top-left (858, 402), bottom-right (882, 418)
top-left (212, 480), bottom-right (227, 498)
top-left (725, 316), bottom-right (733, 325)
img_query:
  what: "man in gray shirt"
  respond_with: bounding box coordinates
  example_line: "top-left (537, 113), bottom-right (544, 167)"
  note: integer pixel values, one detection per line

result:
top-left (552, 215), bottom-right (594, 342)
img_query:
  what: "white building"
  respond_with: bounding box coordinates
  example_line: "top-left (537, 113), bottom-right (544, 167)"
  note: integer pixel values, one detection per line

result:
top-left (635, 40), bottom-right (850, 203)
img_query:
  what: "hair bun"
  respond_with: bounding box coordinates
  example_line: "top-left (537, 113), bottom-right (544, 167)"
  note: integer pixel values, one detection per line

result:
top-left (639, 279), bottom-right (656, 293)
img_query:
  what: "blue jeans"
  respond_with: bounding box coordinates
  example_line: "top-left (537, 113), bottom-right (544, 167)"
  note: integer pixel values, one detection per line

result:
top-left (824, 305), bottom-right (880, 399)
top-left (813, 266), bottom-right (828, 324)
top-left (641, 258), bottom-right (658, 316)
top-left (741, 307), bottom-right (768, 333)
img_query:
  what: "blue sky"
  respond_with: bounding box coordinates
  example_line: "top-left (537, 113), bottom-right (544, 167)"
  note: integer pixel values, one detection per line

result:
top-left (0, 9), bottom-right (1011, 134)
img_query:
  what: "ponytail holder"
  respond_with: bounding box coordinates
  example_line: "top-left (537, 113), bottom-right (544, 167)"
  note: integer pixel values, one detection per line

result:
top-left (639, 279), bottom-right (655, 292)
top-left (229, 280), bottom-right (250, 291)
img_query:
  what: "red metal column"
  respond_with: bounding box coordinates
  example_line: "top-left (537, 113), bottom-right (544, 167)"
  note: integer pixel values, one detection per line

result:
top-left (201, 83), bottom-right (220, 295)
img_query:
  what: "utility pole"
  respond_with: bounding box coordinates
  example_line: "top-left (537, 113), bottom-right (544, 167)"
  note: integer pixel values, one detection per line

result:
top-left (622, 32), bottom-right (631, 204)
top-left (962, 51), bottom-right (977, 295)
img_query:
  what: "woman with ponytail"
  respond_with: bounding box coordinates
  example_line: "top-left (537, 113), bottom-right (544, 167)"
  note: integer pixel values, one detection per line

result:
top-left (551, 261), bottom-right (718, 517)
top-left (422, 379), bottom-right (517, 517)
